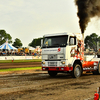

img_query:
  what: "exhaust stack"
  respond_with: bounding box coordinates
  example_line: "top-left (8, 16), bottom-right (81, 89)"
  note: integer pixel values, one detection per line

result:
top-left (81, 33), bottom-right (84, 61)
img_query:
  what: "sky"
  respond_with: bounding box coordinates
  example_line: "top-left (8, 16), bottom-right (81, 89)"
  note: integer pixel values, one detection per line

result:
top-left (0, 0), bottom-right (100, 47)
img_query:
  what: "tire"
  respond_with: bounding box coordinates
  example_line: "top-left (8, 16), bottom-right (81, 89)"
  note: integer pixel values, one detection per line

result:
top-left (71, 64), bottom-right (82, 78)
top-left (98, 61), bottom-right (100, 74)
top-left (48, 71), bottom-right (57, 77)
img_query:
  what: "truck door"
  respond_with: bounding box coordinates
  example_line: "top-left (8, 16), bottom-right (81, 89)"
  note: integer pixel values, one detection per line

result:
top-left (67, 36), bottom-right (77, 64)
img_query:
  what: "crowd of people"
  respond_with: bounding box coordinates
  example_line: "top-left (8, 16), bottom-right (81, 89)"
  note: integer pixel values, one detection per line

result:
top-left (0, 50), bottom-right (42, 56)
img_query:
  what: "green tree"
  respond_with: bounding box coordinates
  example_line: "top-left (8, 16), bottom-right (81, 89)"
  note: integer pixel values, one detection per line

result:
top-left (0, 30), bottom-right (12, 45)
top-left (12, 38), bottom-right (23, 48)
top-left (29, 37), bottom-right (43, 47)
top-left (85, 33), bottom-right (100, 51)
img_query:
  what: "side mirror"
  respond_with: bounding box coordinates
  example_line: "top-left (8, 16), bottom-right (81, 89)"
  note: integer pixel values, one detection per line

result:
top-left (41, 39), bottom-right (43, 47)
top-left (70, 38), bottom-right (74, 45)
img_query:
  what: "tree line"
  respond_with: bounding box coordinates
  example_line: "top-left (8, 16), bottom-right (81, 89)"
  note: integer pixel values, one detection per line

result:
top-left (29, 37), bottom-right (43, 47)
top-left (0, 30), bottom-right (22, 48)
top-left (84, 33), bottom-right (100, 51)
top-left (0, 29), bottom-right (42, 48)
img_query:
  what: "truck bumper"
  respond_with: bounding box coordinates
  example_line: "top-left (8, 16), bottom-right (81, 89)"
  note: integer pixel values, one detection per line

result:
top-left (42, 66), bottom-right (73, 71)
top-left (82, 61), bottom-right (98, 71)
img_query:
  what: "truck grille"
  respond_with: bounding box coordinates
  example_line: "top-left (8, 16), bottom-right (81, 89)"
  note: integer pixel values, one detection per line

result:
top-left (48, 54), bottom-right (57, 60)
top-left (48, 62), bottom-right (57, 66)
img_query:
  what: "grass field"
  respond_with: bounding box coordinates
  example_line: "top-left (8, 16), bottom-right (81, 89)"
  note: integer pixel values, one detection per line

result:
top-left (0, 59), bottom-right (42, 72)
top-left (0, 59), bottom-right (42, 63)
top-left (0, 67), bottom-right (42, 72)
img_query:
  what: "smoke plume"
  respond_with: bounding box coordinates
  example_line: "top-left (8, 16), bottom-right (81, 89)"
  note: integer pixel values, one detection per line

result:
top-left (75, 0), bottom-right (100, 33)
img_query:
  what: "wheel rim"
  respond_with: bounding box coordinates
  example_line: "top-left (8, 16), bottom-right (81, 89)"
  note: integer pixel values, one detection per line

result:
top-left (75, 66), bottom-right (80, 77)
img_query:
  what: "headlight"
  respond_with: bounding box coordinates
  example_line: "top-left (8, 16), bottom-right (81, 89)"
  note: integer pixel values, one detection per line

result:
top-left (94, 66), bottom-right (97, 70)
top-left (61, 61), bottom-right (65, 64)
top-left (42, 62), bottom-right (45, 64)
top-left (94, 62), bottom-right (97, 65)
top-left (61, 68), bottom-right (64, 70)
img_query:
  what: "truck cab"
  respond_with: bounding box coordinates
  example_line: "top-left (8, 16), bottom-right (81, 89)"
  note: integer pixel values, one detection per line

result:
top-left (42, 32), bottom-right (99, 78)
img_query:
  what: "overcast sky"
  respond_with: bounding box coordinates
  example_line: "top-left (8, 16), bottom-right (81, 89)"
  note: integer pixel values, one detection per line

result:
top-left (0, 0), bottom-right (100, 47)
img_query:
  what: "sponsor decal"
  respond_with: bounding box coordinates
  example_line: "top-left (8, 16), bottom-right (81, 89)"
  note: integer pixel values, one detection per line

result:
top-left (70, 47), bottom-right (76, 57)
top-left (44, 50), bottom-right (57, 51)
top-left (58, 48), bottom-right (61, 52)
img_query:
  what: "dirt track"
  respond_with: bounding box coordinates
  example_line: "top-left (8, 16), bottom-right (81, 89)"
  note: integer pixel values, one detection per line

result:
top-left (0, 62), bottom-right (41, 69)
top-left (0, 62), bottom-right (100, 100)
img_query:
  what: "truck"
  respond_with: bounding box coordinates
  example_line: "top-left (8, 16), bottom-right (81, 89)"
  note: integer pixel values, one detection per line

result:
top-left (41, 32), bottom-right (100, 78)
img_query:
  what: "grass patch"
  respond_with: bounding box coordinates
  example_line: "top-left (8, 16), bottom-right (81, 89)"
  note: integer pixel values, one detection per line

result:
top-left (0, 59), bottom-right (42, 63)
top-left (0, 67), bottom-right (42, 72)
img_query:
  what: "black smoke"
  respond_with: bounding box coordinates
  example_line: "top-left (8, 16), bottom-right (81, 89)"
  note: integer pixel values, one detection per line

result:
top-left (75, 0), bottom-right (100, 33)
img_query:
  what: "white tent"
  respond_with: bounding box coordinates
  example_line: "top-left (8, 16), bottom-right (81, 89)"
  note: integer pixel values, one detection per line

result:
top-left (0, 41), bottom-right (17, 50)
top-left (29, 47), bottom-right (35, 50)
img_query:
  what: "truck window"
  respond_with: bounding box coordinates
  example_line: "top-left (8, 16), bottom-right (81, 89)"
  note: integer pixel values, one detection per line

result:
top-left (42, 35), bottom-right (68, 48)
top-left (69, 37), bottom-right (76, 45)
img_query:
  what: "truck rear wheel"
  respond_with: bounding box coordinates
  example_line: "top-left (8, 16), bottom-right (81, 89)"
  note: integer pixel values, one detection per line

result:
top-left (98, 61), bottom-right (100, 74)
top-left (71, 64), bottom-right (82, 78)
top-left (48, 71), bottom-right (57, 77)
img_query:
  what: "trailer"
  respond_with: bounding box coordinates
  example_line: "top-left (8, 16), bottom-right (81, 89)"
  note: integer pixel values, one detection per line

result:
top-left (41, 32), bottom-right (100, 78)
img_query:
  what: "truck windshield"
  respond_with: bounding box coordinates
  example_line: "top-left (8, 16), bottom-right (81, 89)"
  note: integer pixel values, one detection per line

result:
top-left (42, 35), bottom-right (68, 48)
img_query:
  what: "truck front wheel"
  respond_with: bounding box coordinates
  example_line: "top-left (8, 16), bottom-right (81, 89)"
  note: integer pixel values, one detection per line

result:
top-left (71, 64), bottom-right (82, 78)
top-left (48, 71), bottom-right (57, 77)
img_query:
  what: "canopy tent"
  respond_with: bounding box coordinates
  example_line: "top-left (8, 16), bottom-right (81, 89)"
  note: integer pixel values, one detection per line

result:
top-left (0, 41), bottom-right (17, 50)
top-left (29, 47), bottom-right (35, 50)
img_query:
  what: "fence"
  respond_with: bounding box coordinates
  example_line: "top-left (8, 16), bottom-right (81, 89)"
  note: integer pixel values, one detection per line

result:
top-left (0, 56), bottom-right (41, 60)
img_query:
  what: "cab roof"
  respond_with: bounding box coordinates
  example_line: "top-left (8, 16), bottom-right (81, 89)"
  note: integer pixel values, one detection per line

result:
top-left (43, 32), bottom-right (82, 40)
top-left (44, 32), bottom-right (75, 37)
